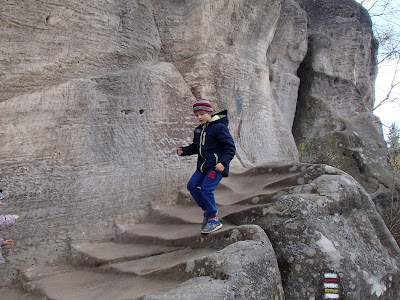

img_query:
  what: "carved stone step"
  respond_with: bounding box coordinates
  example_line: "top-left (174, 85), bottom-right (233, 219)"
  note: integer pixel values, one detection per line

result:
top-left (70, 242), bottom-right (182, 267)
top-left (101, 247), bottom-right (218, 279)
top-left (216, 165), bottom-right (319, 206)
top-left (115, 222), bottom-right (236, 246)
top-left (116, 223), bottom-right (268, 249)
top-left (149, 203), bottom-right (264, 224)
top-left (30, 269), bottom-right (182, 300)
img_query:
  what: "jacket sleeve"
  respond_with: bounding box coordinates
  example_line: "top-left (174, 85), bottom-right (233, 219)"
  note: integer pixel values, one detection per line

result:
top-left (218, 124), bottom-right (236, 167)
top-left (181, 132), bottom-right (198, 156)
top-left (0, 244), bottom-right (4, 264)
top-left (0, 215), bottom-right (16, 231)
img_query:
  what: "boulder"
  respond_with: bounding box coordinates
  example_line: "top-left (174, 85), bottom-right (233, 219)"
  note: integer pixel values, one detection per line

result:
top-left (143, 239), bottom-right (284, 300)
top-left (254, 167), bottom-right (400, 299)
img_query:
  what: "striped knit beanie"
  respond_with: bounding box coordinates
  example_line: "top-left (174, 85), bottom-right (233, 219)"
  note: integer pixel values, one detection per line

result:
top-left (193, 99), bottom-right (213, 114)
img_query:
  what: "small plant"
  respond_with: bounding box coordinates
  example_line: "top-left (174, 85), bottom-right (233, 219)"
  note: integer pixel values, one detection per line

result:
top-left (298, 134), bottom-right (314, 155)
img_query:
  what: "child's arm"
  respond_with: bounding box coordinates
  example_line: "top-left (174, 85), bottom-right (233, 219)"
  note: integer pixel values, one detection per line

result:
top-left (0, 215), bottom-right (17, 231)
top-left (0, 215), bottom-right (19, 264)
top-left (1, 240), bottom-right (14, 246)
top-left (0, 240), bottom-right (4, 263)
top-left (217, 125), bottom-right (236, 168)
top-left (178, 133), bottom-right (198, 156)
top-left (180, 143), bottom-right (197, 155)
top-left (0, 238), bottom-right (15, 264)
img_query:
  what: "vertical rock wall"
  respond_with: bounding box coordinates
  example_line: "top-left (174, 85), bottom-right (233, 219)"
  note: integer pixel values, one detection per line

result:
top-left (268, 0), bottom-right (308, 129)
top-left (0, 0), bottom-right (395, 292)
top-left (152, 0), bottom-right (300, 166)
top-left (292, 0), bottom-right (393, 200)
top-left (0, 0), bottom-right (199, 283)
top-left (0, 0), bottom-right (303, 280)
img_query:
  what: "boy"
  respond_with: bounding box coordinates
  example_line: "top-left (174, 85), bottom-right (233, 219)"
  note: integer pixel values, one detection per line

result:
top-left (177, 99), bottom-right (236, 234)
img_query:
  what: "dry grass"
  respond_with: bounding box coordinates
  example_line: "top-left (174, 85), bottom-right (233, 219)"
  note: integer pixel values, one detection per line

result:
top-left (382, 186), bottom-right (400, 246)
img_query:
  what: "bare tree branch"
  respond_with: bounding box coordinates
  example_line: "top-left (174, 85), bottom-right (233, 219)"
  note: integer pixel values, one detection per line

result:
top-left (377, 36), bottom-right (400, 64)
top-left (373, 58), bottom-right (400, 111)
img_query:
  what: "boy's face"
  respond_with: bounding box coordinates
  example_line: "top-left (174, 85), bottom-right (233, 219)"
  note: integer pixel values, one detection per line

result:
top-left (194, 111), bottom-right (212, 124)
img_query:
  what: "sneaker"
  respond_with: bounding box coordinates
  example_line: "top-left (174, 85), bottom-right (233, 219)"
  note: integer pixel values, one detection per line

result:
top-left (201, 219), bottom-right (223, 234)
top-left (201, 215), bottom-right (208, 230)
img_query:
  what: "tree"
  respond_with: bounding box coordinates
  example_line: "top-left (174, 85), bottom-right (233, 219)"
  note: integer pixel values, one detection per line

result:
top-left (387, 123), bottom-right (400, 173)
top-left (373, 59), bottom-right (399, 112)
top-left (382, 122), bottom-right (400, 244)
top-left (355, 0), bottom-right (400, 115)
top-left (356, 0), bottom-right (400, 245)
top-left (357, 0), bottom-right (400, 63)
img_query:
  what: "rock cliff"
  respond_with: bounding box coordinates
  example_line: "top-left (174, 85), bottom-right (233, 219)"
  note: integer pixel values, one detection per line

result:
top-left (293, 0), bottom-right (393, 199)
top-left (1, 0), bottom-right (399, 299)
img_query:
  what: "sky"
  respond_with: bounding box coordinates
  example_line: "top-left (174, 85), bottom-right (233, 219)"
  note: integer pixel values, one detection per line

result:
top-left (374, 60), bottom-right (400, 136)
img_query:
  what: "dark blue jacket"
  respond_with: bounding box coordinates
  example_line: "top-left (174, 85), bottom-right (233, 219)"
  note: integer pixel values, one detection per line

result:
top-left (182, 110), bottom-right (236, 177)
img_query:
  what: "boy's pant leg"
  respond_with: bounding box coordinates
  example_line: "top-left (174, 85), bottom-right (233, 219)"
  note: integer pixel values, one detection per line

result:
top-left (200, 170), bottom-right (223, 218)
top-left (187, 170), bottom-right (207, 211)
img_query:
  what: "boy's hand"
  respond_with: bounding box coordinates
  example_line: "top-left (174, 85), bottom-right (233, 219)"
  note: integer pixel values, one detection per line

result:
top-left (1, 240), bottom-right (14, 247)
top-left (177, 148), bottom-right (183, 156)
top-left (215, 163), bottom-right (225, 172)
top-left (12, 215), bottom-right (19, 220)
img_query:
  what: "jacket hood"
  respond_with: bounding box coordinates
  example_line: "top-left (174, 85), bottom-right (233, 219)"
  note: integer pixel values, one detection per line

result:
top-left (209, 110), bottom-right (229, 126)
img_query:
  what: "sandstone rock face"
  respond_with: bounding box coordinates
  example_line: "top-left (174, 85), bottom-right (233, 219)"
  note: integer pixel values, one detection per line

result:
top-left (0, 63), bottom-right (198, 279)
top-left (0, 0), bottom-right (161, 100)
top-left (0, 0), bottom-right (196, 283)
top-left (292, 0), bottom-right (394, 199)
top-left (0, 0), bottom-right (396, 298)
top-left (153, 0), bottom-right (300, 166)
top-left (268, 0), bottom-right (308, 129)
top-left (0, 0), bottom-right (301, 275)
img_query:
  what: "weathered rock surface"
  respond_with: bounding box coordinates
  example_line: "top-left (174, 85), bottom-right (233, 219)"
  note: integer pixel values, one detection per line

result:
top-left (0, 0), bottom-right (397, 299)
top-left (0, 0), bottom-right (161, 100)
top-left (268, 0), bottom-right (308, 129)
top-left (1, 0), bottom-right (300, 282)
top-left (292, 0), bottom-right (395, 200)
top-left (18, 194), bottom-right (284, 300)
top-left (153, 0), bottom-right (300, 165)
top-left (227, 165), bottom-right (400, 299)
top-left (0, 63), bottom-right (198, 283)
top-left (10, 163), bottom-right (400, 300)
top-left (142, 240), bottom-right (284, 300)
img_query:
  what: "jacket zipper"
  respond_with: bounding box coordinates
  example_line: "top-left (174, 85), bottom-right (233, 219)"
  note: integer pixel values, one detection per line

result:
top-left (199, 124), bottom-right (207, 172)
top-left (214, 153), bottom-right (218, 165)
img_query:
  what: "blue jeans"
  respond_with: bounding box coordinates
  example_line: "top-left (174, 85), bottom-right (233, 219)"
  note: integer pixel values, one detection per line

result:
top-left (187, 169), bottom-right (223, 218)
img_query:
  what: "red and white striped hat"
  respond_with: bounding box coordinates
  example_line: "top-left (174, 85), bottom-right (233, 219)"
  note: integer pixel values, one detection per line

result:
top-left (193, 99), bottom-right (213, 114)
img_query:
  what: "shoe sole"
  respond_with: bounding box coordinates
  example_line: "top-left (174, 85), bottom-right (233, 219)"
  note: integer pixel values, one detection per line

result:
top-left (200, 223), bottom-right (223, 234)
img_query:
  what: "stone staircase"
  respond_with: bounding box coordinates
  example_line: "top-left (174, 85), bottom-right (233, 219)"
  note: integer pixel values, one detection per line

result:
top-left (17, 163), bottom-right (326, 299)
